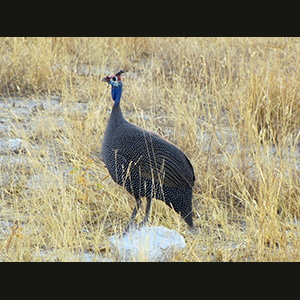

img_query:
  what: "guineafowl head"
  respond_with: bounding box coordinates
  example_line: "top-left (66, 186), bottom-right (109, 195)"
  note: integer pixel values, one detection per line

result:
top-left (102, 70), bottom-right (125, 107)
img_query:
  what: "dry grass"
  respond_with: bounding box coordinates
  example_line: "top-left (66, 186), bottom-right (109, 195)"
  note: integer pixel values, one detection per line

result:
top-left (1, 37), bottom-right (300, 261)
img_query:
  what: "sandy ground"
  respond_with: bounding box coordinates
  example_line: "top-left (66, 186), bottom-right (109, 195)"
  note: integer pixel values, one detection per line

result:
top-left (1, 95), bottom-right (300, 261)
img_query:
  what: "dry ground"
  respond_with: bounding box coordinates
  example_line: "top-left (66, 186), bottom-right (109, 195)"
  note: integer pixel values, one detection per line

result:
top-left (0, 37), bottom-right (300, 261)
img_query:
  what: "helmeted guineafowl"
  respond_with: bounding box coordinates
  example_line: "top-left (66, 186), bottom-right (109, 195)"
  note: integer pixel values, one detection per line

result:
top-left (101, 70), bottom-right (195, 230)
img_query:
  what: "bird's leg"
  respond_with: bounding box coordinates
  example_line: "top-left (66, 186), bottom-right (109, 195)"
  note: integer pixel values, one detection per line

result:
top-left (123, 196), bottom-right (141, 234)
top-left (144, 196), bottom-right (152, 223)
top-left (139, 196), bottom-right (152, 228)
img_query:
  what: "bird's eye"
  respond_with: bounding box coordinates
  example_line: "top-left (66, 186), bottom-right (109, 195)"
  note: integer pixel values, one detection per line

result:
top-left (112, 77), bottom-right (117, 81)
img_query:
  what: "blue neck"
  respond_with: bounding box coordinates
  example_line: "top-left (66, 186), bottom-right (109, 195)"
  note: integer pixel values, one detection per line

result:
top-left (111, 83), bottom-right (123, 107)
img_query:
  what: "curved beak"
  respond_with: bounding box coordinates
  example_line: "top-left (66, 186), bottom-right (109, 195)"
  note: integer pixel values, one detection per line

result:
top-left (102, 76), bottom-right (110, 82)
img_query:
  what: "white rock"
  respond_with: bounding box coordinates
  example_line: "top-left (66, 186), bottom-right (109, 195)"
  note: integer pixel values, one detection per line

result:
top-left (110, 226), bottom-right (186, 262)
top-left (0, 138), bottom-right (26, 154)
top-left (9, 138), bottom-right (25, 154)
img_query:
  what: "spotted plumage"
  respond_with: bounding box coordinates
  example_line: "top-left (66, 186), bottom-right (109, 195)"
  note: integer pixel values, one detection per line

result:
top-left (101, 70), bottom-right (195, 228)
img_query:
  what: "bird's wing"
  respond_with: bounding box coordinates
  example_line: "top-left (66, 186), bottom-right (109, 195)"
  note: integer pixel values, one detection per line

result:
top-left (130, 130), bottom-right (195, 189)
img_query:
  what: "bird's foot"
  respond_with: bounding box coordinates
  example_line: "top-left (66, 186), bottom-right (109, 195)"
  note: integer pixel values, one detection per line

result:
top-left (137, 219), bottom-right (149, 228)
top-left (120, 219), bottom-right (149, 237)
top-left (118, 222), bottom-right (139, 237)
